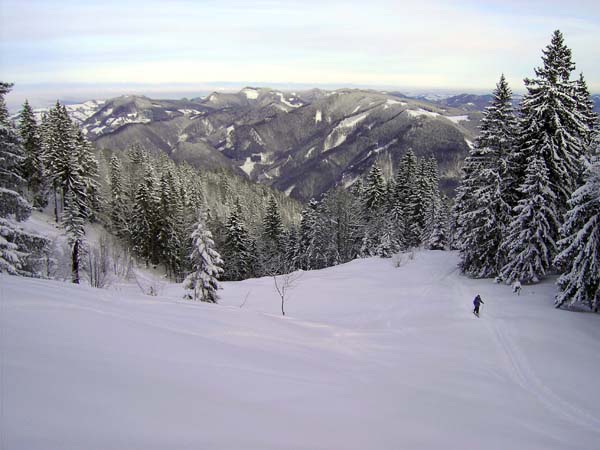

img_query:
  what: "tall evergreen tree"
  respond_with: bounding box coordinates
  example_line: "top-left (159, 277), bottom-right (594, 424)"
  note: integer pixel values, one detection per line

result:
top-left (554, 154), bottom-right (600, 312)
top-left (298, 198), bottom-right (319, 269)
top-left (222, 199), bottom-right (252, 280)
top-left (501, 30), bottom-right (592, 284)
top-left (183, 209), bottom-right (224, 303)
top-left (0, 82), bottom-right (29, 274)
top-left (130, 165), bottom-right (159, 265)
top-left (501, 154), bottom-right (560, 284)
top-left (575, 74), bottom-right (598, 140)
top-left (62, 189), bottom-right (85, 283)
top-left (363, 164), bottom-right (386, 213)
top-left (0, 83), bottom-right (50, 277)
top-left (18, 100), bottom-right (45, 204)
top-left (456, 75), bottom-right (517, 277)
top-left (513, 30), bottom-right (589, 216)
top-left (392, 150), bottom-right (418, 248)
top-left (108, 155), bottom-right (128, 237)
top-left (75, 129), bottom-right (100, 220)
top-left (261, 195), bottom-right (284, 271)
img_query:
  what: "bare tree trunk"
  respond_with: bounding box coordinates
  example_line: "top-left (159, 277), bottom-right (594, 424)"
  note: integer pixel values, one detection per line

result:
top-left (72, 240), bottom-right (80, 284)
top-left (53, 187), bottom-right (59, 223)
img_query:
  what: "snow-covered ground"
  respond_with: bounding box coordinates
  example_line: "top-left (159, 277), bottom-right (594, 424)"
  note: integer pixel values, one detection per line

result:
top-left (1, 251), bottom-right (599, 449)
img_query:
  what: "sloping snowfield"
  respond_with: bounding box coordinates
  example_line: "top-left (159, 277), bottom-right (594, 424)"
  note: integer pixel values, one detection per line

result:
top-left (2, 251), bottom-right (599, 449)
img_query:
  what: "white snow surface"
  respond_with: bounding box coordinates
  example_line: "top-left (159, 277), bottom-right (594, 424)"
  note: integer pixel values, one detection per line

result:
top-left (406, 108), bottom-right (440, 118)
top-left (275, 92), bottom-right (301, 108)
top-left (2, 251), bottom-right (600, 449)
top-left (383, 99), bottom-right (408, 109)
top-left (323, 112), bottom-right (368, 152)
top-left (446, 115), bottom-right (470, 124)
top-left (242, 88), bottom-right (259, 100)
top-left (239, 157), bottom-right (256, 176)
top-left (284, 184), bottom-right (295, 196)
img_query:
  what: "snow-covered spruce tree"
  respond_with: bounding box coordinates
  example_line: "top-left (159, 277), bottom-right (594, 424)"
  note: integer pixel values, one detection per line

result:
top-left (41, 102), bottom-right (76, 222)
top-left (183, 209), bottom-right (223, 303)
top-left (501, 154), bottom-right (560, 284)
top-left (283, 226), bottom-right (300, 270)
top-left (157, 168), bottom-right (184, 280)
top-left (360, 165), bottom-right (387, 256)
top-left (319, 186), bottom-right (363, 264)
top-left (574, 73), bottom-right (598, 148)
top-left (108, 155), bottom-right (128, 238)
top-left (455, 75), bottom-right (517, 277)
top-left (406, 158), bottom-right (431, 248)
top-left (554, 154), bottom-right (600, 312)
top-left (419, 157), bottom-right (442, 245)
top-left (74, 129), bottom-right (100, 221)
top-left (222, 199), bottom-right (252, 280)
top-left (500, 30), bottom-right (592, 284)
top-left (363, 164), bottom-right (386, 213)
top-left (0, 82), bottom-right (30, 274)
top-left (428, 193), bottom-right (450, 251)
top-left (18, 100), bottom-right (46, 206)
top-left (62, 189), bottom-right (85, 283)
top-left (511, 30), bottom-right (590, 219)
top-left (130, 165), bottom-right (160, 266)
top-left (0, 83), bottom-right (24, 190)
top-left (297, 198), bottom-right (319, 269)
top-left (261, 195), bottom-right (284, 273)
top-left (392, 149), bottom-right (418, 249)
top-left (0, 86), bottom-right (24, 273)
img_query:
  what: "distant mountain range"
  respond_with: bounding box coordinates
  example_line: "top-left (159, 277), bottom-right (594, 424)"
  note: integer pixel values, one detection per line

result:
top-left (36, 88), bottom-right (600, 201)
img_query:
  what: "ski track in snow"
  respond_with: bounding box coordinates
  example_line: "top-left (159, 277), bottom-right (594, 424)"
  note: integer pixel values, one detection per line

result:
top-left (486, 317), bottom-right (600, 431)
top-left (428, 262), bottom-right (600, 434)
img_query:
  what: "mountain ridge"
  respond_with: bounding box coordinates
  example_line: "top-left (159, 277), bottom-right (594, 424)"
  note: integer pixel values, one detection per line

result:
top-left (77, 87), bottom-right (479, 200)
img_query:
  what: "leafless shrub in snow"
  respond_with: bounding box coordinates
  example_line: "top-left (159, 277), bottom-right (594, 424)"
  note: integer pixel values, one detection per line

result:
top-left (273, 270), bottom-right (303, 316)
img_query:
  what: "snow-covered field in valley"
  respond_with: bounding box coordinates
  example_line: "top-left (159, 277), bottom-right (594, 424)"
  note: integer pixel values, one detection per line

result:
top-left (2, 251), bottom-right (599, 450)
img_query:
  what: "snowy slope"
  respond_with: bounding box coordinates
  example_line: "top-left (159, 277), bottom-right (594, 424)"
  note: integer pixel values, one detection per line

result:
top-left (2, 251), bottom-right (599, 449)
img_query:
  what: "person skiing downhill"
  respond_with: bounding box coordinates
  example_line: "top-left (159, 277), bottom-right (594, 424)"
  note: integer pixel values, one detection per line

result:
top-left (473, 294), bottom-right (484, 316)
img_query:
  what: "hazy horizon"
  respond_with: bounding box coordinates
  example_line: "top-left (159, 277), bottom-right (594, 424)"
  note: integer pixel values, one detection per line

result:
top-left (4, 80), bottom-right (525, 112)
top-left (2, 0), bottom-right (599, 111)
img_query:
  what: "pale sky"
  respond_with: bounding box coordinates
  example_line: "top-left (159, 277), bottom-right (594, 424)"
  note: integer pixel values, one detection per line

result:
top-left (1, 0), bottom-right (599, 108)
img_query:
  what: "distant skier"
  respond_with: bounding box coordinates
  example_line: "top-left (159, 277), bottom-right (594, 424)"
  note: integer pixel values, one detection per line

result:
top-left (512, 280), bottom-right (522, 296)
top-left (473, 294), bottom-right (484, 316)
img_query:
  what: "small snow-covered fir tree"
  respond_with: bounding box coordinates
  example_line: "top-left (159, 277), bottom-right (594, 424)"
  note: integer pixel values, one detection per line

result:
top-left (501, 154), bottom-right (560, 284)
top-left (554, 154), bottom-right (600, 312)
top-left (183, 209), bottom-right (223, 303)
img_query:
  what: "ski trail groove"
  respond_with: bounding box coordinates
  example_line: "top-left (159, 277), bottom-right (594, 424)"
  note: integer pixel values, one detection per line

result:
top-left (488, 318), bottom-right (600, 432)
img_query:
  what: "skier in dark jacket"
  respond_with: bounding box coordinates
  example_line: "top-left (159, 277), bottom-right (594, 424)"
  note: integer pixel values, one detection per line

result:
top-left (473, 294), bottom-right (484, 315)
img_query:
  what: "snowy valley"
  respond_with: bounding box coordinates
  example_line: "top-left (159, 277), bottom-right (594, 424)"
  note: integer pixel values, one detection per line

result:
top-left (2, 251), bottom-right (599, 449)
